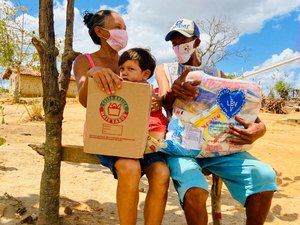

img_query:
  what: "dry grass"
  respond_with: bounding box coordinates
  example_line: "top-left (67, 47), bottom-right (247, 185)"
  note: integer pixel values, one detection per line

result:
top-left (23, 99), bottom-right (44, 121)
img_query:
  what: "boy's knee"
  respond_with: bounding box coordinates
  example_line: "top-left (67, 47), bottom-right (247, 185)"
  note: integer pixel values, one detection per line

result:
top-left (256, 164), bottom-right (277, 183)
top-left (147, 162), bottom-right (170, 184)
top-left (183, 187), bottom-right (208, 209)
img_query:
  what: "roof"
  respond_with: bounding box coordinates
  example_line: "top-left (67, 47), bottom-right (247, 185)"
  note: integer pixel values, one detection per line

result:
top-left (2, 68), bottom-right (75, 80)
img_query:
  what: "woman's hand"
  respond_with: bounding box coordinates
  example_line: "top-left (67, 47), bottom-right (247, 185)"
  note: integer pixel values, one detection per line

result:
top-left (87, 66), bottom-right (123, 95)
top-left (226, 116), bottom-right (266, 145)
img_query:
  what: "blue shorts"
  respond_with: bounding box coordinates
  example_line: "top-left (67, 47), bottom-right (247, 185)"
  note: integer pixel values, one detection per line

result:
top-left (166, 152), bottom-right (277, 206)
top-left (95, 152), bottom-right (167, 179)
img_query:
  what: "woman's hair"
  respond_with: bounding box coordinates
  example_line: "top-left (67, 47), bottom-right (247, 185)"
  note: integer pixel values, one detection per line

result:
top-left (118, 48), bottom-right (157, 79)
top-left (83, 9), bottom-right (116, 45)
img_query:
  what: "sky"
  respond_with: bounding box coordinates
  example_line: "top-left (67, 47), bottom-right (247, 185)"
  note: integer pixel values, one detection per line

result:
top-left (1, 0), bottom-right (300, 95)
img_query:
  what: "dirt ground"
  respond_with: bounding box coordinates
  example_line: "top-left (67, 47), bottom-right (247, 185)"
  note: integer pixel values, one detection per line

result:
top-left (0, 96), bottom-right (299, 225)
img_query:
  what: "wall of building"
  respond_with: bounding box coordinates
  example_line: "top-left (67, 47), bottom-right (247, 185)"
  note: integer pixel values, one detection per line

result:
top-left (8, 74), bottom-right (16, 95)
top-left (8, 75), bottom-right (78, 98)
top-left (20, 76), bottom-right (43, 97)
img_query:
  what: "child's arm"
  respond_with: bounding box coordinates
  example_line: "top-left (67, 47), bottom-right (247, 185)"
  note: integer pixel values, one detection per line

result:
top-left (151, 88), bottom-right (163, 112)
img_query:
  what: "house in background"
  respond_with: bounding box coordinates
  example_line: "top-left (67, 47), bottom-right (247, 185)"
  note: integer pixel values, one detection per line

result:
top-left (2, 68), bottom-right (78, 98)
top-left (290, 89), bottom-right (300, 98)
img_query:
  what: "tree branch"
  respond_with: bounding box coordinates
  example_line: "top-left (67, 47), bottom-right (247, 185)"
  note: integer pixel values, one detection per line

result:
top-left (31, 37), bottom-right (46, 54)
top-left (58, 0), bottom-right (79, 99)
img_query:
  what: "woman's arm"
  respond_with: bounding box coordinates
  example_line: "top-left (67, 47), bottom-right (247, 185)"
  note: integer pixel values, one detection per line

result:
top-left (73, 54), bottom-right (90, 107)
top-left (73, 54), bottom-right (123, 108)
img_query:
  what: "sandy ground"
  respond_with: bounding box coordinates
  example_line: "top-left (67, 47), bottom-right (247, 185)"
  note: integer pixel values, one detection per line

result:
top-left (0, 96), bottom-right (299, 225)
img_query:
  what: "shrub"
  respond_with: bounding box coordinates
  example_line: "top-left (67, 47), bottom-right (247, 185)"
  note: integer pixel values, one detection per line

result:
top-left (23, 99), bottom-right (44, 121)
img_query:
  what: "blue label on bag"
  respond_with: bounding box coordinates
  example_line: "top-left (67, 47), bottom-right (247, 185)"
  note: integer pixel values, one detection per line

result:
top-left (216, 88), bottom-right (246, 119)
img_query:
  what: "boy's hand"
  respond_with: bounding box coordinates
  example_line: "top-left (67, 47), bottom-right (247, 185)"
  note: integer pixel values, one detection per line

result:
top-left (226, 116), bottom-right (266, 145)
top-left (171, 67), bottom-right (200, 100)
top-left (151, 88), bottom-right (163, 112)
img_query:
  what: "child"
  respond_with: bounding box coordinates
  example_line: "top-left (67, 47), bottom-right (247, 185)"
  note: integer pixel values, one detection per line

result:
top-left (118, 48), bottom-right (169, 152)
top-left (109, 47), bottom-right (169, 224)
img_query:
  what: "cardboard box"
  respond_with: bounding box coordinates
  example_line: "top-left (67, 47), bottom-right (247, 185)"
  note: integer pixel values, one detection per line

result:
top-left (84, 78), bottom-right (152, 158)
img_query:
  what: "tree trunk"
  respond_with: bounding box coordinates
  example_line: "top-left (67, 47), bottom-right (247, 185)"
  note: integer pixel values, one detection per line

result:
top-left (35, 1), bottom-right (61, 224)
top-left (14, 65), bottom-right (22, 103)
top-left (13, 72), bottom-right (20, 103)
top-left (32, 1), bottom-right (77, 224)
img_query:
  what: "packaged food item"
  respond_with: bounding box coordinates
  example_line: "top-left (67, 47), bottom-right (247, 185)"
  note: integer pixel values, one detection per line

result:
top-left (160, 71), bottom-right (262, 158)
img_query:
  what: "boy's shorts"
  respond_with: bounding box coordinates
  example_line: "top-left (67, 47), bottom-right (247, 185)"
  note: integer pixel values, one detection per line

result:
top-left (95, 152), bottom-right (167, 179)
top-left (167, 152), bottom-right (277, 206)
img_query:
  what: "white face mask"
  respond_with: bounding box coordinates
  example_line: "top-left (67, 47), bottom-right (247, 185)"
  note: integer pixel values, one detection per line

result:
top-left (172, 39), bottom-right (196, 64)
top-left (103, 28), bottom-right (128, 52)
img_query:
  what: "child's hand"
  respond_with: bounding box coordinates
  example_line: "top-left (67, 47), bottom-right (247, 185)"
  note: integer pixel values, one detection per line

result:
top-left (151, 88), bottom-right (163, 112)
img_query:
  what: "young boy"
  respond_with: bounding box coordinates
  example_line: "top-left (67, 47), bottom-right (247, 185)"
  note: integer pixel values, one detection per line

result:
top-left (118, 48), bottom-right (168, 152)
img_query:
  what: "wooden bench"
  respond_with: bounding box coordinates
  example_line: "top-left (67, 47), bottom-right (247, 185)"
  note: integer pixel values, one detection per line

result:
top-left (30, 144), bottom-right (223, 225)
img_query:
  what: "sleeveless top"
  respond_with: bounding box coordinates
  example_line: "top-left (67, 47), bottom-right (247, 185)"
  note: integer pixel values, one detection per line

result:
top-left (85, 53), bottom-right (95, 68)
top-left (163, 62), bottom-right (221, 88)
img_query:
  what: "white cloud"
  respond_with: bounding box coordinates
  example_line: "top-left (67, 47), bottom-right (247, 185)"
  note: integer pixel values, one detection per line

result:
top-left (2, 0), bottom-right (300, 80)
top-left (1, 0), bottom-right (38, 33)
top-left (244, 49), bottom-right (300, 94)
top-left (9, 0), bottom-right (299, 65)
top-left (119, 0), bottom-right (300, 64)
top-left (117, 0), bottom-right (300, 92)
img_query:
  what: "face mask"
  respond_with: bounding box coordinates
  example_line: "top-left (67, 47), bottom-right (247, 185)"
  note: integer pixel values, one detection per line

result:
top-left (103, 28), bottom-right (128, 52)
top-left (172, 39), bottom-right (196, 64)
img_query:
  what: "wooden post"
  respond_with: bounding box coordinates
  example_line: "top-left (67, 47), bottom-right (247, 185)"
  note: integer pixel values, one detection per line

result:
top-left (211, 174), bottom-right (223, 225)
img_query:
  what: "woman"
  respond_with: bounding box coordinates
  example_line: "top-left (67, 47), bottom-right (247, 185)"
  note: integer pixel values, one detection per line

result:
top-left (73, 10), bottom-right (170, 225)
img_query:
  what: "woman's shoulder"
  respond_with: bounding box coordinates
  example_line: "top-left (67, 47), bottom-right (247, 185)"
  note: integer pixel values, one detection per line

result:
top-left (73, 53), bottom-right (83, 63)
top-left (73, 54), bottom-right (92, 74)
top-left (74, 53), bottom-right (88, 62)
top-left (74, 53), bottom-right (91, 67)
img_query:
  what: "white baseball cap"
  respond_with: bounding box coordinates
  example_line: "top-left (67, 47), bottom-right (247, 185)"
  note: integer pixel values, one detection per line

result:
top-left (165, 18), bottom-right (200, 41)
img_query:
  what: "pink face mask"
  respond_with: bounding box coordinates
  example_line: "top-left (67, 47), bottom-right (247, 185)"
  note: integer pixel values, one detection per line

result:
top-left (172, 39), bottom-right (196, 64)
top-left (103, 28), bottom-right (128, 52)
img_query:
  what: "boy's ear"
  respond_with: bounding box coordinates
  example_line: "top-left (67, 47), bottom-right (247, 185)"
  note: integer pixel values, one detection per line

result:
top-left (142, 69), bottom-right (151, 80)
top-left (194, 38), bottom-right (201, 48)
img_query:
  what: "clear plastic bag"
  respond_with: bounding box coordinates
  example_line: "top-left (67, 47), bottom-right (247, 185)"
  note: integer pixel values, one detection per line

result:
top-left (160, 71), bottom-right (262, 158)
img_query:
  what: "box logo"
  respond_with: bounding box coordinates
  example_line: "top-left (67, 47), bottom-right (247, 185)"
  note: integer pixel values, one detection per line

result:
top-left (99, 96), bottom-right (129, 124)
